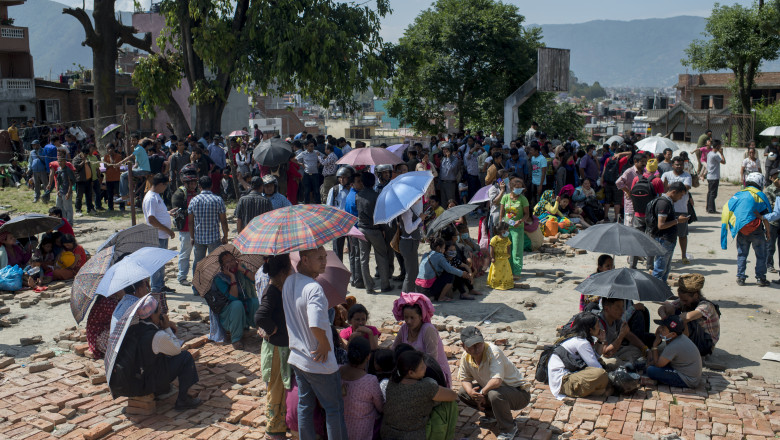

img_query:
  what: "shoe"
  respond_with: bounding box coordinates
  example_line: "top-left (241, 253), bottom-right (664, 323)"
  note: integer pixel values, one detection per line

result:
top-left (96, 206), bottom-right (105, 211)
top-left (380, 286), bottom-right (394, 293)
top-left (161, 285), bottom-right (176, 293)
top-left (179, 280), bottom-right (192, 286)
top-left (366, 288), bottom-right (377, 295)
top-left (479, 416), bottom-right (497, 424)
top-left (374, 273), bottom-right (380, 278)
top-left (392, 275), bottom-right (405, 282)
top-left (88, 209), bottom-right (97, 215)
top-left (769, 267), bottom-right (778, 273)
top-left (681, 257), bottom-right (690, 265)
top-left (32, 198), bottom-right (38, 203)
top-left (496, 424), bottom-right (518, 440)
top-left (353, 282), bottom-right (365, 289)
top-left (736, 278), bottom-right (746, 286)
top-left (757, 278), bottom-right (770, 287)
top-left (174, 395), bottom-right (202, 410)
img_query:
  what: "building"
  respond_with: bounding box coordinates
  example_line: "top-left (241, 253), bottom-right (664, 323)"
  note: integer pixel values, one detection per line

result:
top-left (0, 0), bottom-right (36, 128)
top-left (677, 72), bottom-right (780, 110)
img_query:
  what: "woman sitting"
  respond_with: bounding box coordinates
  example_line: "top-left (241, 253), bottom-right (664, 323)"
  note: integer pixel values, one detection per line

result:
top-left (85, 293), bottom-right (120, 359)
top-left (534, 190), bottom-right (578, 236)
top-left (211, 251), bottom-right (259, 350)
top-left (455, 223), bottom-right (485, 276)
top-left (381, 349), bottom-right (458, 440)
top-left (572, 179), bottom-right (602, 224)
top-left (27, 237), bottom-right (57, 288)
top-left (52, 234), bottom-right (86, 280)
top-left (416, 238), bottom-right (472, 302)
top-left (443, 243), bottom-right (480, 299)
top-left (341, 337), bottom-right (384, 440)
top-left (547, 312), bottom-right (610, 400)
top-left (0, 232), bottom-right (31, 269)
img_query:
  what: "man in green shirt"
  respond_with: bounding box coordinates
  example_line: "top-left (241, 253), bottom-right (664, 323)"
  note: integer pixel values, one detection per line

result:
top-left (696, 129), bottom-right (712, 148)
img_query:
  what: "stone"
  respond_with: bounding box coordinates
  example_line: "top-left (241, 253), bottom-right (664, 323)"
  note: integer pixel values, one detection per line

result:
top-left (31, 349), bottom-right (55, 360)
top-left (555, 270), bottom-right (565, 277)
top-left (0, 306), bottom-right (9, 314)
top-left (20, 335), bottom-right (42, 346)
top-left (39, 412), bottom-right (67, 425)
top-left (19, 300), bottom-right (31, 308)
top-left (0, 356), bottom-right (14, 368)
top-left (576, 249), bottom-right (587, 254)
top-left (28, 360), bottom-right (53, 373)
top-left (0, 316), bottom-right (19, 326)
top-left (556, 277), bottom-right (564, 284)
top-left (83, 422), bottom-right (112, 440)
top-left (517, 283), bottom-right (530, 289)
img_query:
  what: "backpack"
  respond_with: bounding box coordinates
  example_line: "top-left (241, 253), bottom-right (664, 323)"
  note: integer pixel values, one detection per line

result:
top-left (644, 197), bottom-right (662, 237)
top-left (630, 176), bottom-right (656, 215)
top-left (203, 282), bottom-right (229, 314)
top-left (603, 157), bottom-right (621, 184)
top-left (109, 326), bottom-right (145, 398)
top-left (534, 336), bottom-right (588, 384)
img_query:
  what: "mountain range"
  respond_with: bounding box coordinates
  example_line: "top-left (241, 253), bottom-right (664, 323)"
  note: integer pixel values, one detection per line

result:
top-left (14, 1), bottom-right (780, 88)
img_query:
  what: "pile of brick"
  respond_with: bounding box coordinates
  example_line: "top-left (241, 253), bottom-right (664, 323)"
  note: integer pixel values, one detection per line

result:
top-left (0, 317), bottom-right (777, 440)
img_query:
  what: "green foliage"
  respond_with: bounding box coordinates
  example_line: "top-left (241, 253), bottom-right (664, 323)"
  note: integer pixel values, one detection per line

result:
top-left (132, 53), bottom-right (182, 119)
top-left (386, 0), bottom-right (541, 133)
top-left (568, 72), bottom-right (606, 100)
top-left (753, 101), bottom-right (780, 140)
top-left (529, 94), bottom-right (585, 140)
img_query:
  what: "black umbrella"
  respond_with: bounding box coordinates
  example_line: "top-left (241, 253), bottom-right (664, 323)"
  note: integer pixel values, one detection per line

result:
top-left (0, 214), bottom-right (62, 237)
top-left (575, 268), bottom-right (673, 302)
top-left (565, 222), bottom-right (665, 257)
top-left (425, 204), bottom-right (478, 236)
top-left (253, 138), bottom-right (293, 167)
top-left (96, 224), bottom-right (159, 263)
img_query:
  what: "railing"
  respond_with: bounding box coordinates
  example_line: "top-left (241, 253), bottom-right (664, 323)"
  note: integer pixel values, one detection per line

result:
top-left (2, 78), bottom-right (32, 89)
top-left (0, 27), bottom-right (25, 39)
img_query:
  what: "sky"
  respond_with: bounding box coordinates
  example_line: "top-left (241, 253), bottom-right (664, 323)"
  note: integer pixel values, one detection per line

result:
top-left (57, 0), bottom-right (751, 42)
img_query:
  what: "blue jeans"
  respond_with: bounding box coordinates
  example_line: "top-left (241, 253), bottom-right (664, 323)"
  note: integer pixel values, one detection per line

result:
top-left (178, 232), bottom-right (192, 282)
top-left (192, 240), bottom-right (221, 293)
top-left (652, 237), bottom-right (676, 282)
top-left (737, 227), bottom-right (767, 280)
top-left (646, 365), bottom-right (689, 388)
top-left (292, 366), bottom-right (348, 440)
top-left (119, 168), bottom-right (149, 196)
top-left (151, 238), bottom-right (169, 292)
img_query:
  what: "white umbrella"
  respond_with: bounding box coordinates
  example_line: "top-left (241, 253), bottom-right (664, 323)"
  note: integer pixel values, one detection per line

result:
top-left (96, 247), bottom-right (177, 297)
top-left (759, 126), bottom-right (780, 136)
top-left (604, 135), bottom-right (624, 145)
top-left (636, 135), bottom-right (678, 155)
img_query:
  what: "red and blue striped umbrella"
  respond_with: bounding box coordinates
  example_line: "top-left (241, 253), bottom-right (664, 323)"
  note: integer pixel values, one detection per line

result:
top-left (234, 205), bottom-right (357, 255)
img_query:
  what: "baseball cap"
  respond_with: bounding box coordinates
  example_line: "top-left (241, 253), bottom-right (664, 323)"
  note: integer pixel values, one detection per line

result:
top-left (653, 315), bottom-right (685, 335)
top-left (460, 326), bottom-right (484, 347)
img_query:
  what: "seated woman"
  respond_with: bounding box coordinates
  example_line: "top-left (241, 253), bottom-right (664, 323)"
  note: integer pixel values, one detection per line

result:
top-left (455, 223), bottom-right (485, 276)
top-left (572, 179), bottom-right (602, 224)
top-left (534, 190), bottom-right (578, 237)
top-left (381, 350), bottom-right (458, 440)
top-left (341, 337), bottom-right (384, 440)
top-left (416, 238), bottom-right (472, 302)
top-left (85, 293), bottom-right (121, 359)
top-left (211, 251), bottom-right (259, 350)
top-left (28, 237), bottom-right (57, 287)
top-left (52, 234), bottom-right (86, 280)
top-left (443, 243), bottom-right (480, 299)
top-left (392, 293), bottom-right (452, 387)
top-left (0, 232), bottom-right (31, 269)
top-left (547, 312), bottom-right (610, 400)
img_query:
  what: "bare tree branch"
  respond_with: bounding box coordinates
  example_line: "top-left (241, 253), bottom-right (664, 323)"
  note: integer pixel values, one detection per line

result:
top-left (62, 7), bottom-right (97, 47)
top-left (117, 23), bottom-right (153, 53)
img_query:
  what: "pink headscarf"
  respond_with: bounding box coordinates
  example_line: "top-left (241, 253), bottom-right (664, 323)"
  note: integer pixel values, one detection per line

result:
top-left (136, 295), bottom-right (158, 319)
top-left (392, 292), bottom-right (435, 323)
top-left (559, 184), bottom-right (575, 198)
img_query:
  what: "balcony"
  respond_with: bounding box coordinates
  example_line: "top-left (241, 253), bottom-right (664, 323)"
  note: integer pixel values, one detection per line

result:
top-left (0, 26), bottom-right (29, 52)
top-left (0, 78), bottom-right (34, 100)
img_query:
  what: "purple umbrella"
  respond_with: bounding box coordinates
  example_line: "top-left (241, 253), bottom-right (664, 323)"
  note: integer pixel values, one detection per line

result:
top-left (386, 143), bottom-right (408, 159)
top-left (469, 185), bottom-right (493, 204)
top-left (101, 123), bottom-right (122, 139)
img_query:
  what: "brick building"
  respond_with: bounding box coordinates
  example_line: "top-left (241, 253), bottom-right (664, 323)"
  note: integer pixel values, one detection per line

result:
top-left (677, 72), bottom-right (780, 110)
top-left (252, 95), bottom-right (318, 137)
top-left (0, 0), bottom-right (36, 128)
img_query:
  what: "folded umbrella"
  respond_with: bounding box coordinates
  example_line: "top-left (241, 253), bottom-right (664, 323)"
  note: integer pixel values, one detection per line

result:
top-left (386, 143), bottom-right (409, 160)
top-left (337, 147), bottom-right (403, 166)
top-left (575, 268), bottom-right (673, 302)
top-left (426, 204), bottom-right (478, 236)
top-left (374, 171), bottom-right (435, 225)
top-left (234, 204), bottom-right (357, 255)
top-left (70, 246), bottom-right (115, 324)
top-left (469, 185), bottom-right (493, 204)
top-left (253, 138), bottom-right (293, 167)
top-left (105, 293), bottom-right (153, 392)
top-left (96, 247), bottom-right (177, 297)
top-left (0, 214), bottom-right (62, 237)
top-left (193, 244), bottom-right (266, 297)
top-left (289, 250), bottom-right (350, 308)
top-left (565, 222), bottom-right (666, 257)
top-left (96, 224), bottom-right (159, 264)
top-left (636, 135), bottom-right (678, 155)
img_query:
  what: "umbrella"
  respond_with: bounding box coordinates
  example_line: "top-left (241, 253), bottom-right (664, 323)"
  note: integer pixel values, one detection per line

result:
top-left (604, 135), bottom-right (624, 145)
top-left (193, 244), bottom-right (266, 297)
top-left (469, 185), bottom-right (493, 204)
top-left (425, 204), bottom-right (478, 236)
top-left (337, 147), bottom-right (403, 166)
top-left (234, 205), bottom-right (357, 255)
top-left (105, 293), bottom-right (153, 391)
top-left (386, 143), bottom-right (409, 160)
top-left (253, 138), bottom-right (293, 167)
top-left (575, 268), bottom-right (673, 302)
top-left (70, 246), bottom-right (115, 324)
top-left (346, 226), bottom-right (367, 241)
top-left (229, 130), bottom-right (249, 137)
top-left (636, 135), bottom-right (678, 155)
top-left (565, 222), bottom-right (666, 257)
top-left (101, 123), bottom-right (122, 139)
top-left (374, 171), bottom-right (435, 225)
top-left (760, 126), bottom-right (780, 136)
top-left (289, 250), bottom-right (350, 308)
top-left (96, 224), bottom-right (159, 263)
top-left (0, 214), bottom-right (61, 237)
top-left (95, 247), bottom-right (177, 297)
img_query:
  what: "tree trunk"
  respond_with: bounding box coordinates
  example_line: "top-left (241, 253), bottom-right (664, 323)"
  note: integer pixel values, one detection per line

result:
top-left (92, 0), bottom-right (117, 144)
top-left (163, 98), bottom-right (191, 137)
top-left (194, 101), bottom-right (226, 137)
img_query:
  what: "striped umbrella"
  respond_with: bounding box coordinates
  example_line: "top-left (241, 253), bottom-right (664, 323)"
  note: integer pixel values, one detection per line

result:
top-left (234, 205), bottom-right (357, 255)
top-left (70, 246), bottom-right (115, 324)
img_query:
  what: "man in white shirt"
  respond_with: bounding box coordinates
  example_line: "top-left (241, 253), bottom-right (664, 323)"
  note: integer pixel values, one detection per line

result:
top-left (661, 158), bottom-right (693, 264)
top-left (143, 173), bottom-right (176, 296)
top-left (398, 199), bottom-right (424, 292)
top-left (283, 247), bottom-right (347, 440)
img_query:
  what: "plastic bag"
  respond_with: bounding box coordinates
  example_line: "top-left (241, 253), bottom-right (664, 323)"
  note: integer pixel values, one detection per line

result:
top-left (608, 367), bottom-right (641, 395)
top-left (0, 265), bottom-right (24, 291)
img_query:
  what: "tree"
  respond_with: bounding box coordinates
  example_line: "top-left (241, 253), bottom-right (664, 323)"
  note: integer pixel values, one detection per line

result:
top-left (386, 0), bottom-right (542, 133)
top-left (63, 1), bottom-right (152, 144)
top-left (568, 71), bottom-right (607, 100)
top-left (132, 0), bottom-right (391, 135)
top-left (529, 95), bottom-right (585, 141)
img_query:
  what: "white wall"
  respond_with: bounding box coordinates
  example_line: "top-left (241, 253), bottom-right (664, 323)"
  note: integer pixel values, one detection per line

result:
top-left (673, 141), bottom-right (763, 183)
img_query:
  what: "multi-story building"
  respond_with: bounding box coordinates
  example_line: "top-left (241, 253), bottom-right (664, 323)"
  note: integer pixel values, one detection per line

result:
top-left (0, 0), bottom-right (36, 127)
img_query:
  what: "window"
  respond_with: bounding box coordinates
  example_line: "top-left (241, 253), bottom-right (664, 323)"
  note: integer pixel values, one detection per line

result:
top-left (38, 99), bottom-right (60, 122)
top-left (126, 97), bottom-right (136, 106)
top-left (700, 95), bottom-right (724, 110)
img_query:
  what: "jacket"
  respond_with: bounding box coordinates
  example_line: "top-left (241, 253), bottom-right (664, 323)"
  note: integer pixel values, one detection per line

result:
top-left (355, 188), bottom-right (380, 229)
top-left (418, 250), bottom-right (464, 280)
top-left (72, 155), bottom-right (91, 182)
top-left (721, 186), bottom-right (771, 249)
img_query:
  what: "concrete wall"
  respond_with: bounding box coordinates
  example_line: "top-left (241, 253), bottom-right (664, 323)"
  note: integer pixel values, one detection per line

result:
top-left (673, 141), bottom-right (763, 183)
top-left (220, 89), bottom-right (250, 133)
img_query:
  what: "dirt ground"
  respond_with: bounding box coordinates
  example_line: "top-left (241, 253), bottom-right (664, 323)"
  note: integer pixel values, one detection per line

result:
top-left (1, 181), bottom-right (779, 382)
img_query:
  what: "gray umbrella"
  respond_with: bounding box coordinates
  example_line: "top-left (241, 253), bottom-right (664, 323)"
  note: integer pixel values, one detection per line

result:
top-left (96, 224), bottom-right (159, 263)
top-left (575, 268), bottom-right (673, 302)
top-left (253, 138), bottom-right (293, 167)
top-left (565, 222), bottom-right (666, 257)
top-left (0, 214), bottom-right (62, 237)
top-left (425, 204), bottom-right (478, 237)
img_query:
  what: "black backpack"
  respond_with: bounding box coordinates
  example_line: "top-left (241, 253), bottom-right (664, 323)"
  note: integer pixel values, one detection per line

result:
top-left (203, 283), bottom-right (229, 314)
top-left (630, 176), bottom-right (656, 215)
top-left (644, 197), bottom-right (662, 237)
top-left (535, 337), bottom-right (588, 384)
top-left (603, 157), bottom-right (621, 184)
top-left (109, 326), bottom-right (146, 398)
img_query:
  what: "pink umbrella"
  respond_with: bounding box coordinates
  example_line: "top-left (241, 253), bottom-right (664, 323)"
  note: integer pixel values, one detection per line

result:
top-left (337, 147), bottom-right (403, 166)
top-left (347, 226), bottom-right (367, 241)
top-left (289, 250), bottom-right (350, 308)
top-left (469, 185), bottom-right (493, 204)
top-left (386, 143), bottom-right (408, 159)
top-left (229, 130), bottom-right (249, 137)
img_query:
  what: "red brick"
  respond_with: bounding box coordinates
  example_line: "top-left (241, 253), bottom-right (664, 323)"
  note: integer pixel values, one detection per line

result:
top-left (621, 421), bottom-right (637, 436)
top-left (595, 415), bottom-right (611, 429)
top-left (612, 409), bottom-right (627, 421)
top-left (532, 429), bottom-right (552, 440)
top-left (28, 419), bottom-right (54, 433)
top-left (607, 420), bottom-right (624, 433)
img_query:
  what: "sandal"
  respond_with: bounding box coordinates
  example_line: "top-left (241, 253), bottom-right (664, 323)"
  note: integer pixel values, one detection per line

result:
top-left (460, 294), bottom-right (476, 300)
top-left (438, 297), bottom-right (452, 302)
top-left (231, 341), bottom-right (245, 350)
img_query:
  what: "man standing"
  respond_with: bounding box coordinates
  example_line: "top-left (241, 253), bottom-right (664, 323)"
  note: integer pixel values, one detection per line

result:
top-left (525, 121), bottom-right (539, 147)
top-left (188, 176), bottom-right (229, 283)
top-left (319, 144), bottom-right (339, 203)
top-left (463, 138), bottom-right (482, 199)
top-left (356, 173), bottom-right (393, 294)
top-left (297, 139), bottom-right (323, 204)
top-left (578, 144), bottom-right (600, 188)
top-left (262, 175), bottom-right (292, 210)
top-left (169, 139), bottom-right (190, 188)
top-left (326, 167), bottom-right (363, 284)
top-left (72, 146), bottom-right (95, 215)
top-left (616, 153), bottom-right (648, 227)
top-left (706, 141), bottom-right (726, 214)
top-left (398, 199), bottom-right (424, 292)
top-left (235, 176), bottom-right (272, 233)
top-left (528, 143), bottom-right (547, 209)
top-left (144, 174), bottom-right (176, 296)
top-left (28, 140), bottom-right (48, 203)
top-left (283, 246), bottom-right (348, 440)
top-left (662, 157), bottom-right (693, 264)
top-left (208, 135), bottom-right (226, 195)
top-left (648, 182), bottom-right (689, 282)
top-left (725, 173), bottom-right (771, 286)
top-left (439, 144), bottom-right (460, 204)
top-left (658, 148), bottom-right (674, 175)
top-left (172, 167), bottom-right (199, 286)
top-left (457, 326), bottom-right (530, 440)
top-left (88, 144), bottom-right (104, 211)
top-left (46, 152), bottom-right (75, 224)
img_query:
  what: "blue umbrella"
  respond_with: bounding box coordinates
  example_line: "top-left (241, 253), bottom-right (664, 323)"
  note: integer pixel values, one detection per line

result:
top-left (96, 247), bottom-right (177, 297)
top-left (374, 171), bottom-right (434, 225)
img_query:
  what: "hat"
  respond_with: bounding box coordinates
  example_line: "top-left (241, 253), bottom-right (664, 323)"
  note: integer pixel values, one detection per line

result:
top-left (746, 172), bottom-right (765, 189)
top-left (136, 295), bottom-right (159, 319)
top-left (31, 140), bottom-right (40, 145)
top-left (770, 168), bottom-right (780, 179)
top-left (646, 158), bottom-right (658, 173)
top-left (677, 273), bottom-right (704, 294)
top-left (460, 326), bottom-right (484, 347)
top-left (262, 174), bottom-right (277, 185)
top-left (653, 315), bottom-right (685, 335)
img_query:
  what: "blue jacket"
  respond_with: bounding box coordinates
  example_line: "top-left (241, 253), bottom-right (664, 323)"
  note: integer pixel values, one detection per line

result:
top-left (418, 251), bottom-right (464, 280)
top-left (721, 186), bottom-right (771, 249)
top-left (29, 149), bottom-right (46, 173)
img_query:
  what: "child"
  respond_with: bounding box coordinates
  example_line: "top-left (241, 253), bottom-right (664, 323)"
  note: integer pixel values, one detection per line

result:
top-left (456, 223), bottom-right (484, 276)
top-left (487, 222), bottom-right (514, 290)
top-left (368, 348), bottom-right (395, 400)
top-left (444, 243), bottom-right (479, 299)
top-left (340, 304), bottom-right (380, 350)
top-left (340, 337), bottom-right (384, 440)
top-left (647, 315), bottom-right (702, 388)
top-left (579, 254), bottom-right (613, 311)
